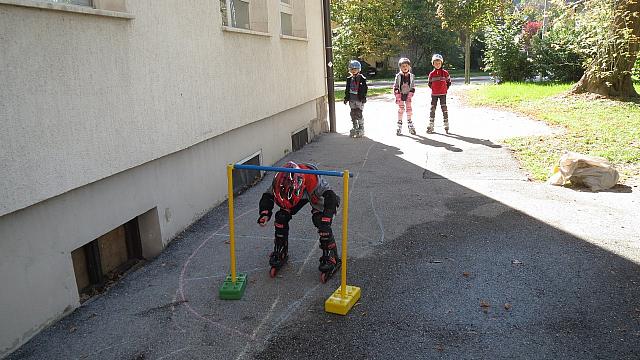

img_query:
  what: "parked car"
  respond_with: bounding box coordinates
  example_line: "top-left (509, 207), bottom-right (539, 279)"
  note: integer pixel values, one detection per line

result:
top-left (359, 60), bottom-right (377, 77)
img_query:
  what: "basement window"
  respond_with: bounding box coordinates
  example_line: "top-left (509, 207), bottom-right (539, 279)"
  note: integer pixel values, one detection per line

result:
top-left (233, 151), bottom-right (263, 195)
top-left (71, 217), bottom-right (143, 302)
top-left (291, 128), bottom-right (308, 152)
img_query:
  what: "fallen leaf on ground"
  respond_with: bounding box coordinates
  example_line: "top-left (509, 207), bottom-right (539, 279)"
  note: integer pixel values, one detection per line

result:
top-left (504, 303), bottom-right (512, 310)
top-left (480, 300), bottom-right (490, 313)
top-left (463, 272), bottom-right (471, 277)
top-left (435, 344), bottom-right (445, 352)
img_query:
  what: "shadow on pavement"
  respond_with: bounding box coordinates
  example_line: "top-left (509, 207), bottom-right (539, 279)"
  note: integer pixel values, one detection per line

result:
top-left (442, 132), bottom-right (503, 148)
top-left (409, 134), bottom-right (463, 152)
top-left (8, 133), bottom-right (639, 360)
top-left (254, 135), bottom-right (640, 360)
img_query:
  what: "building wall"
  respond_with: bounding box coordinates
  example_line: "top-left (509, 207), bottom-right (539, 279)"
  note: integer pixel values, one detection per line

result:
top-left (0, 99), bottom-right (326, 357)
top-left (0, 0), bottom-right (326, 216)
top-left (0, 0), bottom-right (328, 356)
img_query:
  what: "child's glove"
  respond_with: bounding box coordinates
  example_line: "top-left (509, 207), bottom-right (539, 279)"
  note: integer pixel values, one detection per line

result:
top-left (257, 210), bottom-right (271, 227)
top-left (395, 93), bottom-right (402, 105)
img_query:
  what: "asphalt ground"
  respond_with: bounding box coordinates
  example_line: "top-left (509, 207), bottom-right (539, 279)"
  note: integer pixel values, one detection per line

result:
top-left (7, 84), bottom-right (639, 360)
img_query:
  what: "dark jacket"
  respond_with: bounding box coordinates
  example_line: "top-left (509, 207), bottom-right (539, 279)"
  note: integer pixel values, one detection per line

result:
top-left (343, 73), bottom-right (368, 103)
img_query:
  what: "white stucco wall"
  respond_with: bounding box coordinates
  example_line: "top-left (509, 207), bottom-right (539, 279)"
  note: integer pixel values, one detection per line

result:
top-left (0, 0), bottom-right (326, 217)
top-left (0, 0), bottom-right (329, 356)
top-left (0, 97), bottom-right (327, 358)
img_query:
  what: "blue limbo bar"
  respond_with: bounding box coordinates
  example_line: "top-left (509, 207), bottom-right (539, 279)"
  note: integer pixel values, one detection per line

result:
top-left (233, 164), bottom-right (353, 178)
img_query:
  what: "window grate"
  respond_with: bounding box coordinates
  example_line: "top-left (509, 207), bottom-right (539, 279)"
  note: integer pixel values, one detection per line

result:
top-left (291, 128), bottom-right (308, 152)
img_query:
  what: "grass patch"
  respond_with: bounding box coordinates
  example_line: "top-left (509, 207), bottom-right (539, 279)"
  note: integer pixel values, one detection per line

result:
top-left (334, 87), bottom-right (391, 102)
top-left (466, 82), bottom-right (640, 184)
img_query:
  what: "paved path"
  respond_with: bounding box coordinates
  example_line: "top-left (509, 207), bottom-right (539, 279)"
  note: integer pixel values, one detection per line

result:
top-left (8, 86), bottom-right (639, 360)
top-left (335, 76), bottom-right (493, 89)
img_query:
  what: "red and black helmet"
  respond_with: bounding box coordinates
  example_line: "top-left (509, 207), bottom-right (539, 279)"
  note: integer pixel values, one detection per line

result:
top-left (272, 161), bottom-right (306, 209)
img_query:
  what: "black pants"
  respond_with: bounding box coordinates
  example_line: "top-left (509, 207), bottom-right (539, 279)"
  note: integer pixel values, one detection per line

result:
top-left (429, 95), bottom-right (448, 121)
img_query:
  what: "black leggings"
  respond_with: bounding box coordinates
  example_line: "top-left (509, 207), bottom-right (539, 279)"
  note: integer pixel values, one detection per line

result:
top-left (429, 95), bottom-right (448, 120)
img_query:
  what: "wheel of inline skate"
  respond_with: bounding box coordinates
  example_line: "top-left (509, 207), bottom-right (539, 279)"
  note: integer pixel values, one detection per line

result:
top-left (270, 267), bottom-right (277, 278)
top-left (320, 272), bottom-right (328, 283)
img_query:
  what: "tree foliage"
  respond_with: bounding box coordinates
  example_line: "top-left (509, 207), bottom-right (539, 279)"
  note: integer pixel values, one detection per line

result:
top-left (571, 0), bottom-right (640, 97)
top-left (398, 0), bottom-right (462, 72)
top-left (436, 0), bottom-right (511, 83)
top-left (483, 14), bottom-right (535, 81)
top-left (330, 0), bottom-right (403, 78)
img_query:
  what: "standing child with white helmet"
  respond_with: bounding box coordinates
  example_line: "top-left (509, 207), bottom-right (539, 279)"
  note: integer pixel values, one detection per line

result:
top-left (393, 57), bottom-right (416, 136)
top-left (427, 54), bottom-right (452, 134)
top-left (343, 60), bottom-right (368, 138)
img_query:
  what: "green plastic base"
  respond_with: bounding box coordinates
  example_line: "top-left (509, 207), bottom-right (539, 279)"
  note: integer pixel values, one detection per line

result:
top-left (218, 273), bottom-right (247, 300)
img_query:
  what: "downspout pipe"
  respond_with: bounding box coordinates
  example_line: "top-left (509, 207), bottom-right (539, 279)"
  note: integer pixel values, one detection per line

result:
top-left (322, 0), bottom-right (336, 132)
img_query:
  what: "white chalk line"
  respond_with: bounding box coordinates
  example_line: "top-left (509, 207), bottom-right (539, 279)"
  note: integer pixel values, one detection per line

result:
top-left (76, 340), bottom-right (137, 359)
top-left (297, 143), bottom-right (375, 276)
top-left (234, 295), bottom-right (280, 360)
top-left (370, 191), bottom-right (385, 245)
top-left (271, 283), bottom-right (321, 331)
top-left (156, 346), bottom-right (191, 360)
top-left (170, 288), bottom-right (187, 334)
top-left (178, 207), bottom-right (257, 339)
top-left (185, 259), bottom-right (308, 282)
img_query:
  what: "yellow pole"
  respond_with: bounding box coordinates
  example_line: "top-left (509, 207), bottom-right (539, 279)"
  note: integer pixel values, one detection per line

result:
top-left (340, 170), bottom-right (349, 296)
top-left (227, 164), bottom-right (237, 284)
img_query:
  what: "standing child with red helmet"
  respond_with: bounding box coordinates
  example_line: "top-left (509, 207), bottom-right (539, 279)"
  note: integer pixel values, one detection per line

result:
top-left (394, 57), bottom-right (417, 136)
top-left (427, 54), bottom-right (452, 134)
top-left (257, 161), bottom-right (341, 283)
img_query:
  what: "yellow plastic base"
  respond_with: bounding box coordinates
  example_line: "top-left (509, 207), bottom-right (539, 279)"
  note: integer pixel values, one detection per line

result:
top-left (324, 285), bottom-right (361, 315)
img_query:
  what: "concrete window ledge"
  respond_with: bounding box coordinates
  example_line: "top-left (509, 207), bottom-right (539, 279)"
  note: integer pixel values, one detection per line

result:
top-left (222, 26), bottom-right (271, 37)
top-left (0, 0), bottom-right (135, 19)
top-left (280, 34), bottom-right (308, 42)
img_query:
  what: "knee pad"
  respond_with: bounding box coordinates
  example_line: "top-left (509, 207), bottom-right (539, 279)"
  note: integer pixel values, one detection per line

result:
top-left (319, 237), bottom-right (336, 250)
top-left (274, 210), bottom-right (291, 240)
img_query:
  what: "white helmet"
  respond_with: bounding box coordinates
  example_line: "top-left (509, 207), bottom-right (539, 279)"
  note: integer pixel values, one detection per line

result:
top-left (431, 54), bottom-right (444, 64)
top-left (397, 57), bottom-right (411, 68)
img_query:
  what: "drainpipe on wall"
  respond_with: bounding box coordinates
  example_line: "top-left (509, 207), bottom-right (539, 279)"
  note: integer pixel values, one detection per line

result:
top-left (322, 0), bottom-right (336, 132)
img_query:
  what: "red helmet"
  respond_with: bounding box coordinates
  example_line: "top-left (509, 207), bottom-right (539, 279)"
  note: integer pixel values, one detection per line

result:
top-left (272, 161), bottom-right (306, 209)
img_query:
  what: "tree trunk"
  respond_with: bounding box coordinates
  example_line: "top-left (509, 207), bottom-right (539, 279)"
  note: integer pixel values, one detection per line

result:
top-left (572, 0), bottom-right (640, 98)
top-left (464, 30), bottom-right (471, 84)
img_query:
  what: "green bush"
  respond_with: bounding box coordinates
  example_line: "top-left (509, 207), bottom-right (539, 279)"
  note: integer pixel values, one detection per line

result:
top-left (530, 28), bottom-right (584, 82)
top-left (483, 15), bottom-right (536, 82)
top-left (633, 57), bottom-right (640, 80)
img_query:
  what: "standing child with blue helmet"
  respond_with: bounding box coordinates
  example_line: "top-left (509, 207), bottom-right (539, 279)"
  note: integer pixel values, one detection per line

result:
top-left (343, 60), bottom-right (368, 138)
top-left (427, 54), bottom-right (452, 134)
top-left (394, 57), bottom-right (416, 136)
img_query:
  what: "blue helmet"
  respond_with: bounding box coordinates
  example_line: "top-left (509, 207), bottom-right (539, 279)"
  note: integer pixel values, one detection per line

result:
top-left (348, 60), bottom-right (361, 70)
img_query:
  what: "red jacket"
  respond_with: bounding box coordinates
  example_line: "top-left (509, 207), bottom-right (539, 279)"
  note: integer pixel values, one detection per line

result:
top-left (428, 68), bottom-right (451, 96)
